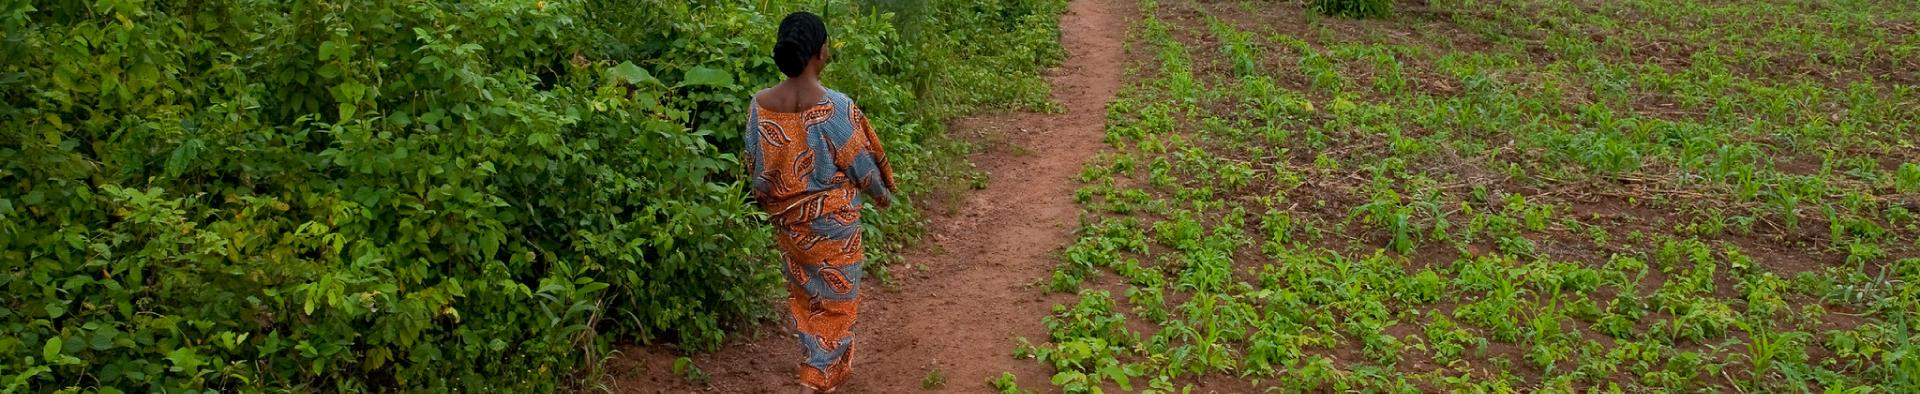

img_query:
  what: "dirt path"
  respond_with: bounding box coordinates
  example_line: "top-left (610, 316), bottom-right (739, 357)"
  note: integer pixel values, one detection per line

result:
top-left (618, 0), bottom-right (1129, 391)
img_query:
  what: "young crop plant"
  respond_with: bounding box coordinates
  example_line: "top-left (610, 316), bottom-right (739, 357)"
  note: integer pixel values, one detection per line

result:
top-left (1897, 163), bottom-right (1920, 193)
top-left (1208, 18), bottom-right (1262, 77)
top-left (988, 372), bottom-right (1033, 394)
top-left (1168, 292), bottom-right (1256, 376)
top-left (1351, 187), bottom-right (1439, 254)
top-left (1309, 0), bottom-right (1391, 19)
top-left (1055, 220), bottom-right (1141, 292)
top-left (1522, 289), bottom-right (1576, 370)
top-left (1149, 156), bottom-right (1179, 189)
top-left (1370, 51), bottom-right (1409, 94)
top-left (1398, 269), bottom-right (1447, 304)
top-left (1299, 52), bottom-right (1347, 93)
top-left (1075, 184), bottom-right (1102, 205)
top-left (1453, 256), bottom-right (1530, 342)
top-left (1569, 131), bottom-right (1645, 175)
top-left (1424, 314), bottom-right (1487, 364)
top-left (1176, 249), bottom-right (1235, 294)
top-left (1030, 291), bottom-right (1146, 393)
top-left (1734, 318), bottom-right (1813, 390)
top-left (1156, 43), bottom-right (1202, 105)
top-left (1219, 162), bottom-right (1257, 190)
top-left (1101, 188), bottom-right (1156, 214)
top-left (1153, 211), bottom-right (1208, 252)
top-left (1128, 285), bottom-right (1172, 323)
top-left (1239, 76), bottom-right (1308, 131)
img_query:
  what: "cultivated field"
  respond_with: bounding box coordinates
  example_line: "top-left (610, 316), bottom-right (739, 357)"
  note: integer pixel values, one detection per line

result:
top-left (1011, 0), bottom-right (1920, 392)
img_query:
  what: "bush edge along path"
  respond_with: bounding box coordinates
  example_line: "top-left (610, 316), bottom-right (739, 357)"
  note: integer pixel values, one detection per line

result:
top-left (1, 0), bottom-right (1069, 391)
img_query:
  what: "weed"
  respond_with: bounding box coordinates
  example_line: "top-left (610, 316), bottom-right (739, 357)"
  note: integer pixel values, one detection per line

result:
top-left (922, 368), bottom-right (947, 390)
top-left (672, 357), bottom-right (710, 384)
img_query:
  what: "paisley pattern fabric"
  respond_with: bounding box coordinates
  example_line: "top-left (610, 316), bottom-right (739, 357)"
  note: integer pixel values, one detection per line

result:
top-left (743, 89), bottom-right (896, 391)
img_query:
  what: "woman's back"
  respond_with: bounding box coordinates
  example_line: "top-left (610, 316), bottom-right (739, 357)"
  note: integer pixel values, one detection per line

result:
top-left (744, 89), bottom-right (895, 228)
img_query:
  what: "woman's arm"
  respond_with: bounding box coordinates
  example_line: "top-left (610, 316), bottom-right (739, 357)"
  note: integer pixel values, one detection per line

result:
top-left (743, 100), bottom-right (768, 205)
top-left (844, 105), bottom-right (897, 208)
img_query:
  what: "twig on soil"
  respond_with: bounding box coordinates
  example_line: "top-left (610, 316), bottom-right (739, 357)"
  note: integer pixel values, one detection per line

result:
top-left (1723, 369), bottom-right (1748, 394)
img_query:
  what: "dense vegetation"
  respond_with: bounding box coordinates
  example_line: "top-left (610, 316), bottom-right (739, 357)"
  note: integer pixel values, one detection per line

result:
top-left (1007, 0), bottom-right (1920, 392)
top-left (0, 0), bottom-right (1063, 391)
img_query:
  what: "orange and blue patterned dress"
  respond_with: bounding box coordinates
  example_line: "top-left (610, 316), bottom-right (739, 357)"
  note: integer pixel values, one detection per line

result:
top-left (743, 89), bottom-right (896, 390)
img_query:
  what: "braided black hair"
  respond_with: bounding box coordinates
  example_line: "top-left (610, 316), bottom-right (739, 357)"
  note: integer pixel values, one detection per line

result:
top-left (773, 12), bottom-right (829, 78)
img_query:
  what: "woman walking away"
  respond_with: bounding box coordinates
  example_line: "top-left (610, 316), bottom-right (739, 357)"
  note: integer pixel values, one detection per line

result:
top-left (743, 11), bottom-right (897, 393)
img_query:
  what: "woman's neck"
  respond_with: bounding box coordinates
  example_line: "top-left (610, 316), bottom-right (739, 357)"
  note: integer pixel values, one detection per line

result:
top-left (785, 73), bottom-right (822, 88)
top-left (780, 76), bottom-right (826, 100)
top-left (760, 76), bottom-right (828, 113)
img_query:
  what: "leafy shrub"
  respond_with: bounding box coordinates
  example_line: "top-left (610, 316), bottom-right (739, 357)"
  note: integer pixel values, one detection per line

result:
top-left (0, 0), bottom-right (1063, 391)
top-left (1309, 0), bottom-right (1391, 19)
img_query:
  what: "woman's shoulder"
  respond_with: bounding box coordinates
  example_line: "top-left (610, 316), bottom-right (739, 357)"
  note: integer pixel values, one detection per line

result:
top-left (823, 89), bottom-right (870, 122)
top-left (751, 87), bottom-right (783, 106)
top-left (748, 88), bottom-right (771, 112)
top-left (822, 89), bottom-right (856, 108)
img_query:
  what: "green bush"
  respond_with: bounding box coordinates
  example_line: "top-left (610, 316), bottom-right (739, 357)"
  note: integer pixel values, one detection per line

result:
top-left (1309, 0), bottom-right (1391, 19)
top-left (0, 0), bottom-right (1062, 391)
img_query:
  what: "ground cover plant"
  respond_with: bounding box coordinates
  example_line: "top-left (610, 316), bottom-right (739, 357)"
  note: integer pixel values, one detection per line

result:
top-left (0, 0), bottom-right (1064, 391)
top-left (1017, 0), bottom-right (1920, 392)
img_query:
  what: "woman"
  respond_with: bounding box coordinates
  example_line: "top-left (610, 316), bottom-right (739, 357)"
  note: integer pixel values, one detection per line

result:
top-left (743, 11), bottom-right (897, 393)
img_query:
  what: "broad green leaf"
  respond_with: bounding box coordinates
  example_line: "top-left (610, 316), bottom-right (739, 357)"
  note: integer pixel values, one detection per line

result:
top-left (420, 109), bottom-right (445, 125)
top-left (319, 40), bottom-right (339, 61)
top-left (608, 61), bottom-right (657, 85)
top-left (366, 347), bottom-right (391, 371)
top-left (1101, 365), bottom-right (1132, 390)
top-left (679, 66), bottom-right (734, 88)
top-left (165, 139), bottom-right (203, 178)
top-left (1049, 370), bottom-right (1082, 386)
top-left (42, 337), bottom-right (61, 359)
top-left (167, 347), bottom-right (204, 372)
top-left (89, 326), bottom-right (120, 350)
